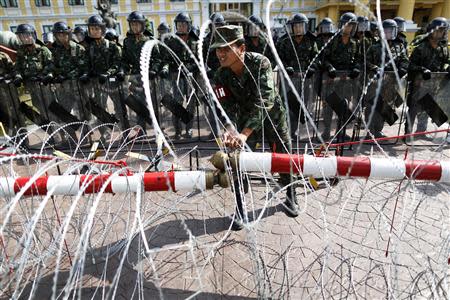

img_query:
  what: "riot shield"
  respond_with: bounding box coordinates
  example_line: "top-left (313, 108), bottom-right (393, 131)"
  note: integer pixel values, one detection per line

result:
top-left (0, 81), bottom-right (25, 138)
top-left (409, 72), bottom-right (450, 128)
top-left (365, 71), bottom-right (407, 128)
top-left (320, 71), bottom-right (361, 140)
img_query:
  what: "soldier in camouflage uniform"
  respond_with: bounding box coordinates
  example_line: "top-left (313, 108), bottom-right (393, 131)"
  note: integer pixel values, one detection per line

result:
top-left (50, 21), bottom-right (89, 141)
top-left (164, 12), bottom-right (199, 139)
top-left (321, 12), bottom-right (361, 140)
top-left (122, 11), bottom-right (164, 132)
top-left (212, 25), bottom-right (299, 230)
top-left (356, 16), bottom-right (374, 61)
top-left (13, 24), bottom-right (58, 140)
top-left (277, 13), bottom-right (319, 135)
top-left (0, 51), bottom-right (19, 135)
top-left (406, 17), bottom-right (450, 135)
top-left (74, 26), bottom-right (90, 49)
top-left (157, 22), bottom-right (171, 40)
top-left (80, 15), bottom-right (122, 140)
top-left (394, 17), bottom-right (408, 51)
top-left (365, 19), bottom-right (409, 138)
top-left (244, 15), bottom-right (275, 66)
top-left (316, 18), bottom-right (336, 51)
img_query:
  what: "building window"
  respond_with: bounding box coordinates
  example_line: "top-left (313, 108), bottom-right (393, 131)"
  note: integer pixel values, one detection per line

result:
top-left (35, 0), bottom-right (51, 6)
top-left (68, 0), bottom-right (84, 5)
top-left (0, 0), bottom-right (18, 8)
top-left (42, 25), bottom-right (53, 33)
top-left (137, 0), bottom-right (151, 3)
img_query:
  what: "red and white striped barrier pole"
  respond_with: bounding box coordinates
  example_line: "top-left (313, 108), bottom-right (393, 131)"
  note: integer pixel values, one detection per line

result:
top-left (212, 152), bottom-right (450, 183)
top-left (0, 171), bottom-right (222, 198)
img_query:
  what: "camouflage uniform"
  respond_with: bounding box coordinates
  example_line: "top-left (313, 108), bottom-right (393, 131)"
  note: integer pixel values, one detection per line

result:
top-left (86, 38), bottom-right (123, 134)
top-left (15, 44), bottom-right (55, 126)
top-left (51, 40), bottom-right (89, 128)
top-left (277, 33), bottom-right (319, 134)
top-left (321, 33), bottom-right (361, 139)
top-left (123, 33), bottom-right (164, 130)
top-left (407, 38), bottom-right (450, 133)
top-left (214, 51), bottom-right (295, 221)
top-left (0, 51), bottom-right (19, 134)
top-left (164, 34), bottom-right (199, 137)
top-left (365, 40), bottom-right (409, 135)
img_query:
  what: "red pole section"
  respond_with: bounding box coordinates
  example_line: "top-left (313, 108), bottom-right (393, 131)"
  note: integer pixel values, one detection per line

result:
top-left (238, 152), bottom-right (450, 183)
top-left (0, 171), bottom-right (208, 197)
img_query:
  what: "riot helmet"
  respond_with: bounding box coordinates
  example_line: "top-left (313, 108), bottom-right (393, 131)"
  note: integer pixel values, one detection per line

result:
top-left (74, 26), bottom-right (86, 42)
top-left (105, 28), bottom-right (119, 43)
top-left (157, 22), bottom-right (171, 39)
top-left (382, 19), bottom-right (398, 41)
top-left (87, 15), bottom-right (106, 39)
top-left (246, 15), bottom-right (264, 38)
top-left (393, 17), bottom-right (406, 33)
top-left (339, 12), bottom-right (357, 36)
top-left (16, 24), bottom-right (37, 45)
top-left (127, 11), bottom-right (146, 34)
top-left (174, 12), bottom-right (192, 35)
top-left (317, 17), bottom-right (336, 35)
top-left (357, 16), bottom-right (370, 32)
top-left (427, 17), bottom-right (449, 42)
top-left (52, 21), bottom-right (71, 45)
top-left (210, 12), bottom-right (226, 27)
top-left (288, 13), bottom-right (309, 36)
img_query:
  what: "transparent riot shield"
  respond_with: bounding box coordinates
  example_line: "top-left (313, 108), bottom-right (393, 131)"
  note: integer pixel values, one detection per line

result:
top-left (278, 71), bottom-right (320, 140)
top-left (363, 71), bottom-right (407, 141)
top-left (320, 71), bottom-right (361, 142)
top-left (0, 81), bottom-right (26, 140)
top-left (125, 74), bottom-right (153, 137)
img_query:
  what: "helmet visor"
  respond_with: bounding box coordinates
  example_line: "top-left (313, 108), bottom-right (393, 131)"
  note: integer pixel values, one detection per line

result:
top-left (292, 22), bottom-right (307, 36)
top-left (246, 24), bottom-right (259, 37)
top-left (319, 23), bottom-right (334, 34)
top-left (431, 27), bottom-right (448, 41)
top-left (384, 26), bottom-right (398, 40)
top-left (357, 20), bottom-right (369, 32)
top-left (17, 32), bottom-right (35, 45)
top-left (175, 21), bottom-right (189, 35)
top-left (397, 22), bottom-right (406, 32)
top-left (342, 22), bottom-right (357, 36)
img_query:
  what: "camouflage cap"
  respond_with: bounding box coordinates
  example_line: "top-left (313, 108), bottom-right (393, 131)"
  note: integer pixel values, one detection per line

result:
top-left (210, 25), bottom-right (244, 49)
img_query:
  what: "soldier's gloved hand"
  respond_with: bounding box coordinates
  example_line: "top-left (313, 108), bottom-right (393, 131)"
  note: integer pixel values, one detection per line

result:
top-left (159, 68), bottom-right (169, 79)
top-left (13, 75), bottom-right (23, 87)
top-left (42, 73), bottom-right (54, 85)
top-left (54, 74), bottom-right (65, 84)
top-left (349, 68), bottom-right (360, 79)
top-left (306, 67), bottom-right (316, 79)
top-left (98, 73), bottom-right (109, 84)
top-left (422, 68), bottom-right (431, 80)
top-left (148, 70), bottom-right (157, 79)
top-left (285, 67), bottom-right (295, 76)
top-left (398, 68), bottom-right (407, 78)
top-left (115, 71), bottom-right (125, 82)
top-left (328, 66), bottom-right (337, 78)
top-left (79, 73), bottom-right (90, 84)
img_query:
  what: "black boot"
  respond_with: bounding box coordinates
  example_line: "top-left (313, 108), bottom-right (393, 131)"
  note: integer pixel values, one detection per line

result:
top-left (231, 179), bottom-right (247, 231)
top-left (283, 186), bottom-right (299, 218)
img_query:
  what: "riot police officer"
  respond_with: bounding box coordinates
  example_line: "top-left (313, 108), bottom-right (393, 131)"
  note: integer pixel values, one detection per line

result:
top-left (203, 12), bottom-right (226, 78)
top-left (365, 19), bottom-right (409, 138)
top-left (164, 12), bottom-right (199, 139)
top-left (82, 15), bottom-right (122, 139)
top-left (13, 24), bottom-right (56, 138)
top-left (316, 17), bottom-right (336, 51)
top-left (356, 16), bottom-right (373, 55)
top-left (0, 51), bottom-right (18, 135)
top-left (321, 12), bottom-right (361, 141)
top-left (393, 17), bottom-right (408, 50)
top-left (244, 15), bottom-right (275, 65)
top-left (51, 21), bottom-right (89, 140)
top-left (277, 13), bottom-right (319, 135)
top-left (407, 17), bottom-right (450, 135)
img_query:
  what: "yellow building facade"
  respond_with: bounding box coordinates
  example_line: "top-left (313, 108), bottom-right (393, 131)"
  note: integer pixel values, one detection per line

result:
top-left (0, 0), bottom-right (449, 39)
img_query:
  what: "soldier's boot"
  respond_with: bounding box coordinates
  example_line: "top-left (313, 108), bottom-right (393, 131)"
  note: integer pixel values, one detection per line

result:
top-left (231, 178), bottom-right (249, 231)
top-left (283, 185), bottom-right (299, 218)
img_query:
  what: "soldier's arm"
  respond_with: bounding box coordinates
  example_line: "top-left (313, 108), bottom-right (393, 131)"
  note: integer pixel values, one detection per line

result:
top-left (310, 40), bottom-right (320, 70)
top-left (121, 39), bottom-right (131, 74)
top-left (41, 46), bottom-right (53, 76)
top-left (14, 51), bottom-right (25, 77)
top-left (408, 45), bottom-right (424, 73)
top-left (107, 43), bottom-right (122, 76)
top-left (243, 57), bottom-right (275, 132)
top-left (76, 45), bottom-right (89, 77)
top-left (149, 42), bottom-right (162, 72)
top-left (365, 45), bottom-right (379, 72)
top-left (397, 44), bottom-right (409, 72)
top-left (353, 40), bottom-right (362, 71)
